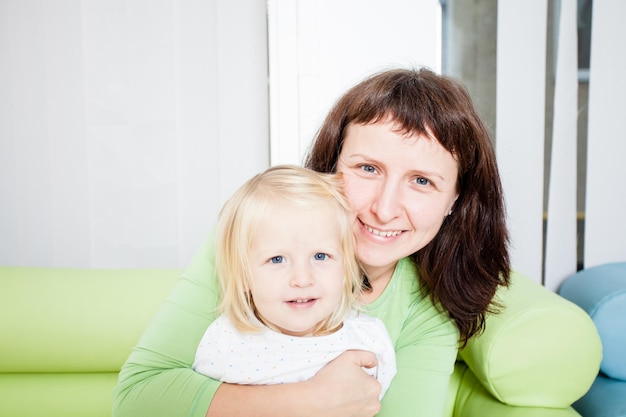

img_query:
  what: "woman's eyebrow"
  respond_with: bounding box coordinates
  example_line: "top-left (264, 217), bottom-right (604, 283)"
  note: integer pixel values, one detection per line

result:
top-left (413, 169), bottom-right (447, 181)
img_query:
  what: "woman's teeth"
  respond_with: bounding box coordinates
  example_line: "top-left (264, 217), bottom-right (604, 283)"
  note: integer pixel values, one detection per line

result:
top-left (364, 224), bottom-right (401, 237)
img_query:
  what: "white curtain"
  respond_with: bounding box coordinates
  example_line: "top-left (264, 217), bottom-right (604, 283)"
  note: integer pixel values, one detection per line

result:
top-left (584, 0), bottom-right (626, 268)
top-left (0, 0), bottom-right (269, 268)
top-left (496, 0), bottom-right (548, 283)
top-left (497, 0), bottom-right (626, 287)
top-left (544, 0), bottom-right (578, 291)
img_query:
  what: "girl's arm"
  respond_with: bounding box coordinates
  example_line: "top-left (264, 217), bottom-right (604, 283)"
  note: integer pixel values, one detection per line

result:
top-left (113, 235), bottom-right (382, 417)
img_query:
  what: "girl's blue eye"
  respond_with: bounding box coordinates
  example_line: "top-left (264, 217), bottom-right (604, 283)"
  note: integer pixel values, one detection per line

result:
top-left (270, 256), bottom-right (284, 264)
top-left (314, 253), bottom-right (328, 261)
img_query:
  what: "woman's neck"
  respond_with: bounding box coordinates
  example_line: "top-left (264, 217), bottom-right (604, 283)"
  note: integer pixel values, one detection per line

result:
top-left (359, 263), bottom-right (396, 305)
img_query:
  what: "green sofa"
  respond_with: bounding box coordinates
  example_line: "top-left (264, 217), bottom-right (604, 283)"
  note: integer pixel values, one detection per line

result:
top-left (0, 266), bottom-right (601, 417)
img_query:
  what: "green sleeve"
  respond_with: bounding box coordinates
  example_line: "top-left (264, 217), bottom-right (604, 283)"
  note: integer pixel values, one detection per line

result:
top-left (364, 258), bottom-right (459, 417)
top-left (113, 234), bottom-right (222, 417)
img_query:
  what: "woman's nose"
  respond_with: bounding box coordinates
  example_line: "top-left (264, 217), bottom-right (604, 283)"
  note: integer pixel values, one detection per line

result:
top-left (371, 181), bottom-right (402, 222)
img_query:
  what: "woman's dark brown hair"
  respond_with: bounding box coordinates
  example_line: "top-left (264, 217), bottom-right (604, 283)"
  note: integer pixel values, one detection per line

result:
top-left (304, 68), bottom-right (511, 346)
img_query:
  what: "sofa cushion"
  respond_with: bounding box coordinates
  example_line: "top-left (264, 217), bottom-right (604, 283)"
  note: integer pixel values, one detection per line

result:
top-left (0, 373), bottom-right (117, 417)
top-left (0, 267), bottom-right (180, 373)
top-left (571, 374), bottom-right (626, 417)
top-left (558, 262), bottom-right (626, 381)
top-left (459, 270), bottom-right (602, 408)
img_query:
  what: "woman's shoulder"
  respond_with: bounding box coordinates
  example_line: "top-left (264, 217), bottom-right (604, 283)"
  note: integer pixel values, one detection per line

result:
top-left (383, 258), bottom-right (457, 340)
top-left (389, 257), bottom-right (423, 298)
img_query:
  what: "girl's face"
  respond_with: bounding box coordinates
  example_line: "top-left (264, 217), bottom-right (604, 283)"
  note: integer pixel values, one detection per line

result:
top-left (337, 120), bottom-right (459, 285)
top-left (248, 201), bottom-right (345, 337)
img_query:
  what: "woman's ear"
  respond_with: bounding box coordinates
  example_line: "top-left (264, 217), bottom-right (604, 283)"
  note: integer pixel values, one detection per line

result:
top-left (447, 193), bottom-right (459, 216)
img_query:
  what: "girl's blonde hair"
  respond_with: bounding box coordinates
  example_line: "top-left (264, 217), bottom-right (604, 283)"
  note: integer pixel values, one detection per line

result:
top-left (215, 164), bottom-right (362, 335)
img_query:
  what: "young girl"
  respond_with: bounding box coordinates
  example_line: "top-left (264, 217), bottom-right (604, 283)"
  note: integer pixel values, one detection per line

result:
top-left (192, 165), bottom-right (396, 398)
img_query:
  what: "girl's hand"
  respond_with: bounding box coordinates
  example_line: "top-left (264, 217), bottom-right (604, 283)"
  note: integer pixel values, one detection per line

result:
top-left (305, 350), bottom-right (382, 417)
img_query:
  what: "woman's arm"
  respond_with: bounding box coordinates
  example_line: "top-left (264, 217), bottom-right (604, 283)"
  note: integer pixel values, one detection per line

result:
top-left (365, 258), bottom-right (459, 417)
top-left (112, 235), bottom-right (222, 417)
top-left (208, 350), bottom-right (382, 417)
top-left (113, 234), bottom-right (382, 417)
top-left (378, 304), bottom-right (458, 417)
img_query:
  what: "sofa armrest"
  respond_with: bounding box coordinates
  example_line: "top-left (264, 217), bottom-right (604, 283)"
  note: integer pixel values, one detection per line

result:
top-left (559, 262), bottom-right (626, 381)
top-left (459, 270), bottom-right (602, 408)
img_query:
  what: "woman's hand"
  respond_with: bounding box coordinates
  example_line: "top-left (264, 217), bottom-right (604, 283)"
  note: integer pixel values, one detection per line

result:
top-left (305, 350), bottom-right (382, 417)
top-left (207, 350), bottom-right (381, 417)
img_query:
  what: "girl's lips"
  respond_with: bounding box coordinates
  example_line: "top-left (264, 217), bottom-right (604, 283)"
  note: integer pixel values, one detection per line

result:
top-left (286, 298), bottom-right (318, 308)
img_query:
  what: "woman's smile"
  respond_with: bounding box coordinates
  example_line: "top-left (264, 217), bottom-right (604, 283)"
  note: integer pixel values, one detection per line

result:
top-left (360, 219), bottom-right (404, 239)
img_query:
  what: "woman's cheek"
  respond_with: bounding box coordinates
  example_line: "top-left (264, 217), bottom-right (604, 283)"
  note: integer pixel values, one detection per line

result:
top-left (345, 181), bottom-right (370, 212)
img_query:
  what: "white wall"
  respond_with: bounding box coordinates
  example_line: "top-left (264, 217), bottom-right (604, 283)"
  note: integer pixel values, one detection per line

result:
top-left (267, 0), bottom-right (442, 166)
top-left (0, 0), bottom-right (268, 268)
top-left (0, 0), bottom-right (440, 269)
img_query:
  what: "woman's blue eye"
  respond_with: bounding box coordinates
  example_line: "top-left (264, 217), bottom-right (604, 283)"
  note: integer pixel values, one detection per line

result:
top-left (415, 177), bottom-right (430, 186)
top-left (314, 253), bottom-right (328, 261)
top-left (270, 256), bottom-right (284, 264)
top-left (361, 164), bottom-right (376, 173)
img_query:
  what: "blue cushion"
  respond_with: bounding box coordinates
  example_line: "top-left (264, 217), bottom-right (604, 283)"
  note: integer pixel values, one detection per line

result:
top-left (559, 262), bottom-right (626, 381)
top-left (572, 374), bottom-right (626, 417)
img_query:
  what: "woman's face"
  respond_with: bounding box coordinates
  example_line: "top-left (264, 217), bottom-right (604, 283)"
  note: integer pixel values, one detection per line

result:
top-left (337, 119), bottom-right (459, 283)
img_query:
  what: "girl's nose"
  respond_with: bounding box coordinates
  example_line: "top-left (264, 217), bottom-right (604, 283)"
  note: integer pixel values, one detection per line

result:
top-left (289, 263), bottom-right (315, 287)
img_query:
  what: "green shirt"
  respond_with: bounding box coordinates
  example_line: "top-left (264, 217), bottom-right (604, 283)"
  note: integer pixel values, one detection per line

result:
top-left (113, 235), bottom-right (459, 417)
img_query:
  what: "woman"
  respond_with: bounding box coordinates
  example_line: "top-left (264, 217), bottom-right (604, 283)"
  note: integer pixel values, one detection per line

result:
top-left (113, 68), bottom-right (510, 417)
